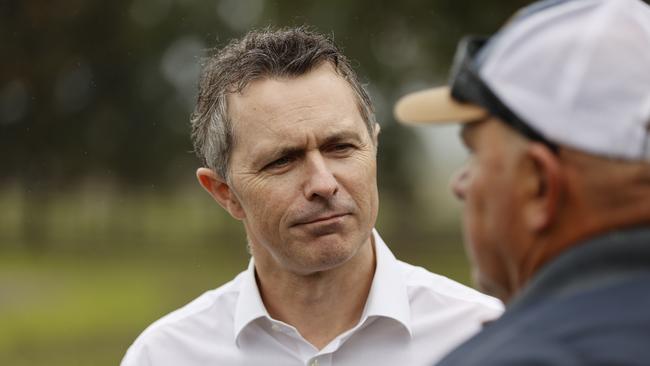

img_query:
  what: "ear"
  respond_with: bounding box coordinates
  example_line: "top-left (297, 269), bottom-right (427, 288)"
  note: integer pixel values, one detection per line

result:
top-left (196, 168), bottom-right (246, 220)
top-left (521, 144), bottom-right (564, 232)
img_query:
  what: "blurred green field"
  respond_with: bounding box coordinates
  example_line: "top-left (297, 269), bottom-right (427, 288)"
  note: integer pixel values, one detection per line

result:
top-left (0, 187), bottom-right (471, 365)
top-left (0, 253), bottom-right (249, 365)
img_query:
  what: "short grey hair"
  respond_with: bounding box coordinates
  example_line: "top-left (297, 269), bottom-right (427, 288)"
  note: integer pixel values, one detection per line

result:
top-left (190, 26), bottom-right (376, 179)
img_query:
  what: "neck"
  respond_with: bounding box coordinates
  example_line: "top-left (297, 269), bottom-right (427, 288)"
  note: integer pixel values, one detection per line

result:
top-left (254, 236), bottom-right (376, 350)
top-left (519, 193), bottom-right (650, 293)
top-left (513, 154), bottom-right (650, 301)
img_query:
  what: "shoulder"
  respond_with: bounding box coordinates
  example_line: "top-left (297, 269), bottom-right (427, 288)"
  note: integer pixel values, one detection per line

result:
top-left (439, 277), bottom-right (650, 366)
top-left (372, 230), bottom-right (502, 314)
top-left (121, 271), bottom-right (246, 365)
top-left (438, 331), bottom-right (582, 366)
top-left (389, 260), bottom-right (503, 362)
top-left (135, 271), bottom-right (243, 336)
top-left (398, 260), bottom-right (503, 313)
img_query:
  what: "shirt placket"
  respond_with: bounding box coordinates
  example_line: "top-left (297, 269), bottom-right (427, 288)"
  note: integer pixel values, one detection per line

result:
top-left (306, 352), bottom-right (332, 366)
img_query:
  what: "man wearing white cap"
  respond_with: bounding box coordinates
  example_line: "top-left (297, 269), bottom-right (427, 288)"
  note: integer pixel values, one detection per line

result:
top-left (395, 0), bottom-right (650, 364)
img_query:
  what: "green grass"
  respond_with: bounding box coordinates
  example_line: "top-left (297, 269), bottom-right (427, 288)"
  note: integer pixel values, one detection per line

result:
top-left (0, 253), bottom-right (249, 365)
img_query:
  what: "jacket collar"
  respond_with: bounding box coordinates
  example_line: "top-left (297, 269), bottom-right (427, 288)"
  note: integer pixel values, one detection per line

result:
top-left (509, 226), bottom-right (650, 312)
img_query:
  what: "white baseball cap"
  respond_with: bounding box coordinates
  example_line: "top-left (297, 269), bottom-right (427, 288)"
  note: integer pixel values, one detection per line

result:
top-left (394, 0), bottom-right (650, 161)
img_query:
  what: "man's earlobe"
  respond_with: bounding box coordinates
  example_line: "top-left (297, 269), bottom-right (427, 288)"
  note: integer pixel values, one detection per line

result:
top-left (523, 144), bottom-right (564, 232)
top-left (196, 168), bottom-right (246, 220)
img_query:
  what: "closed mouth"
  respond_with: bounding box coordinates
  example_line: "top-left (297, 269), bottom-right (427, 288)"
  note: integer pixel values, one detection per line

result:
top-left (293, 213), bottom-right (349, 226)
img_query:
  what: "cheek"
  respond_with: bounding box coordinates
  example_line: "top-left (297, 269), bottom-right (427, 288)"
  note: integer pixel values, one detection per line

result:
top-left (464, 161), bottom-right (514, 227)
top-left (462, 166), bottom-right (501, 260)
top-left (338, 158), bottom-right (378, 209)
top-left (236, 176), bottom-right (294, 227)
top-left (461, 161), bottom-right (518, 285)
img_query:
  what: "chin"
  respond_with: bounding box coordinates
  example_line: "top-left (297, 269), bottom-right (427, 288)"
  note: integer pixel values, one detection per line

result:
top-left (284, 227), bottom-right (372, 275)
top-left (292, 243), bottom-right (359, 275)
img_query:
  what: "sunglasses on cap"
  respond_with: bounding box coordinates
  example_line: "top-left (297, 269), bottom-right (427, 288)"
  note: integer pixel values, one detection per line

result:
top-left (449, 36), bottom-right (559, 152)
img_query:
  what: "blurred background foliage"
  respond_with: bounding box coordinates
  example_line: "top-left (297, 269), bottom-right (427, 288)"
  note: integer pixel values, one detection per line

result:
top-left (0, 0), bottom-right (617, 364)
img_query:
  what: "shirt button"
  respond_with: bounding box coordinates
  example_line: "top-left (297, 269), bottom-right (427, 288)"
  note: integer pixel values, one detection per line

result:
top-left (271, 324), bottom-right (281, 332)
top-left (310, 359), bottom-right (319, 366)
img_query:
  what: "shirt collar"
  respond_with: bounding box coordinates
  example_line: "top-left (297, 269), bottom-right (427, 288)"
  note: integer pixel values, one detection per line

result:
top-left (233, 258), bottom-right (269, 345)
top-left (233, 229), bottom-right (413, 344)
top-left (362, 229), bottom-right (412, 337)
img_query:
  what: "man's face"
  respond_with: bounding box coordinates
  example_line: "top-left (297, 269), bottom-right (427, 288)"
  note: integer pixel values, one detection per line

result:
top-left (224, 63), bottom-right (379, 276)
top-left (451, 118), bottom-right (526, 300)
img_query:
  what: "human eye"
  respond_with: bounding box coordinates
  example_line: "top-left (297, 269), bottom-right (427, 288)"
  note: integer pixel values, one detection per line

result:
top-left (263, 155), bottom-right (294, 171)
top-left (326, 142), bottom-right (356, 155)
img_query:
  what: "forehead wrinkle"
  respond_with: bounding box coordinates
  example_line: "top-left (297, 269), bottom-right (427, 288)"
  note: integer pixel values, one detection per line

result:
top-left (259, 100), bottom-right (356, 139)
top-left (248, 121), bottom-right (364, 163)
top-left (230, 68), bottom-right (362, 133)
top-left (240, 99), bottom-right (333, 137)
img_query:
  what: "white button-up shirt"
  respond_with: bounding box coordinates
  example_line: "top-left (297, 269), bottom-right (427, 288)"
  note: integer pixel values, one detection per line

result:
top-left (122, 230), bottom-right (503, 366)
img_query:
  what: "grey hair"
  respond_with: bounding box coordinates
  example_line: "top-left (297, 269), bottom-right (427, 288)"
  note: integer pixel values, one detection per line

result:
top-left (190, 26), bottom-right (376, 179)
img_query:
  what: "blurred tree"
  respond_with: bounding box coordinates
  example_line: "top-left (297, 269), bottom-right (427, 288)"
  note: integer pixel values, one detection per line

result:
top-left (7, 0), bottom-right (630, 249)
top-left (1, 0), bottom-right (544, 188)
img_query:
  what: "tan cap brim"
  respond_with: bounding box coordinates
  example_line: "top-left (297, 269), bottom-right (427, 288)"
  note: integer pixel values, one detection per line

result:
top-left (394, 86), bottom-right (487, 125)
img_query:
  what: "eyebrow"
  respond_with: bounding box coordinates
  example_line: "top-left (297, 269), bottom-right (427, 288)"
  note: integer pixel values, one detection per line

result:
top-left (252, 146), bottom-right (302, 169)
top-left (321, 130), bottom-right (364, 146)
top-left (254, 130), bottom-right (365, 165)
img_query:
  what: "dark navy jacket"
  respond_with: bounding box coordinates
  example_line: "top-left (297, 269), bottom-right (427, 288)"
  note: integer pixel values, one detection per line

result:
top-left (435, 227), bottom-right (650, 366)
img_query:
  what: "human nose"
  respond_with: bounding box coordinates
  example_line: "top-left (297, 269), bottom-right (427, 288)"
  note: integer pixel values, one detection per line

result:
top-left (303, 153), bottom-right (339, 200)
top-left (451, 165), bottom-right (469, 201)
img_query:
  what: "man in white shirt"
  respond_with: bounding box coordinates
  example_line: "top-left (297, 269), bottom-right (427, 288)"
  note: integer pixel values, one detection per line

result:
top-left (121, 27), bottom-right (502, 366)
